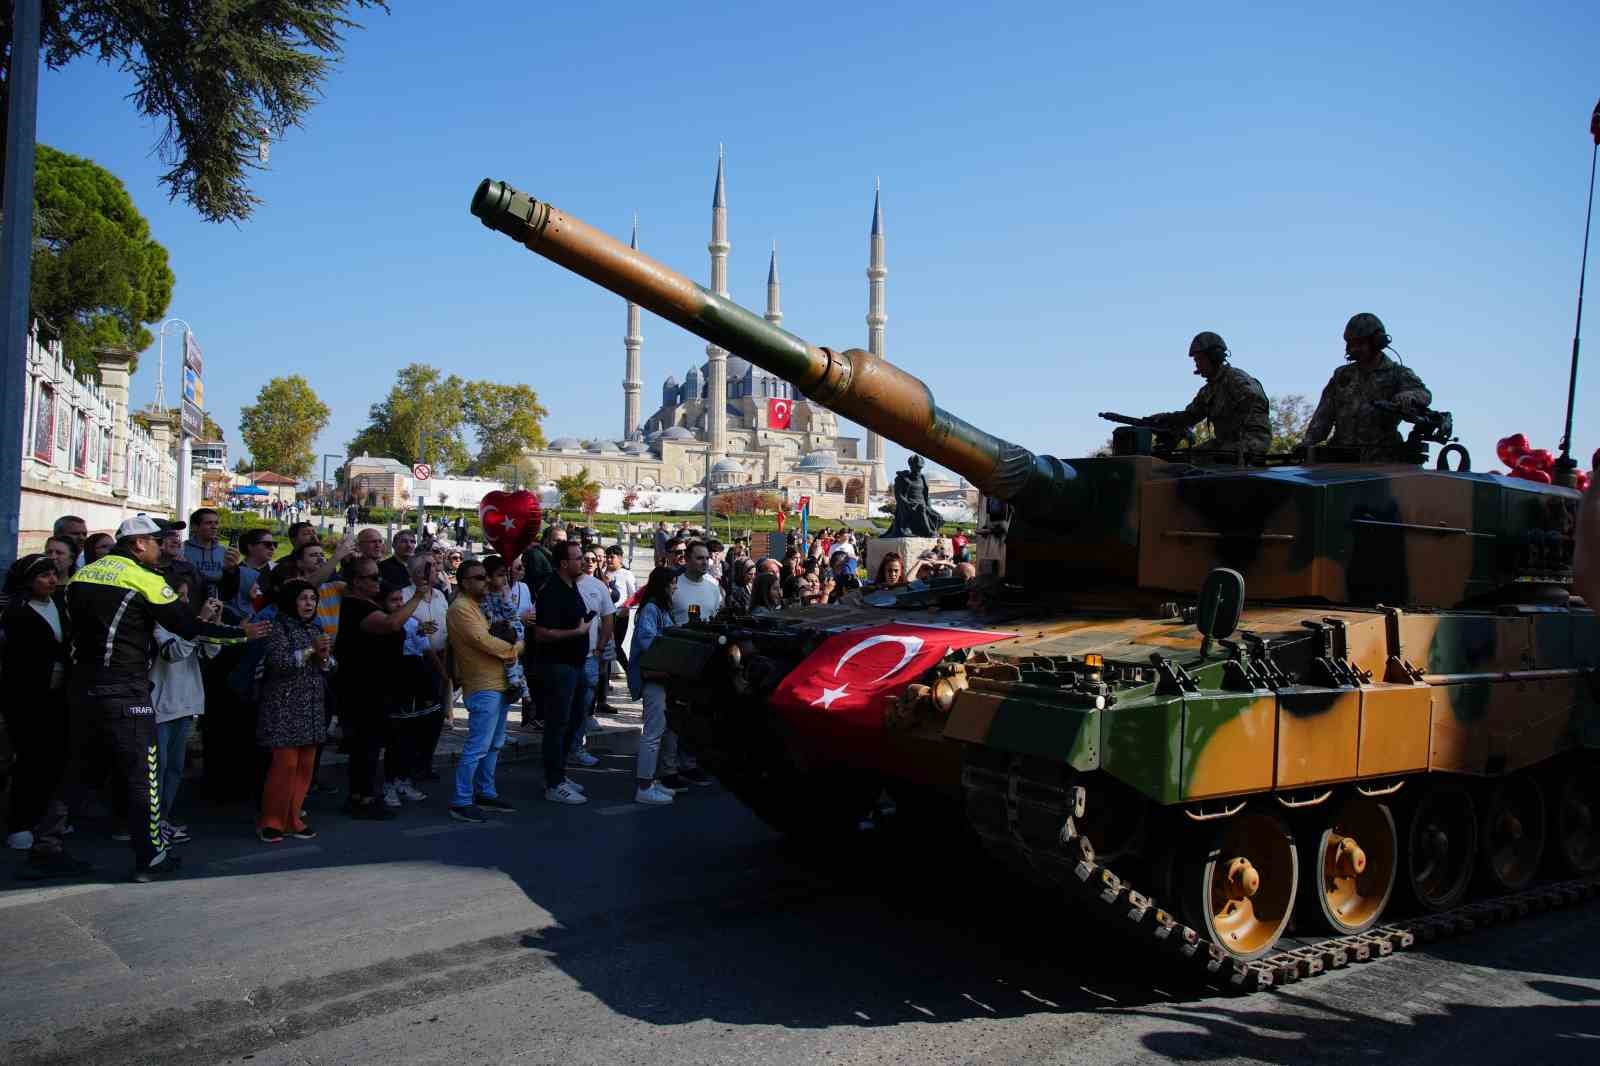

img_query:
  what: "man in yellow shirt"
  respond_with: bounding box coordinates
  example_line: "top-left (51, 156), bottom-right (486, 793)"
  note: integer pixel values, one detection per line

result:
top-left (445, 559), bottom-right (523, 822)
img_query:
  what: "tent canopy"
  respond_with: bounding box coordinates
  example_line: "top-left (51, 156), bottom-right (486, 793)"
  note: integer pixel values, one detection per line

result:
top-left (230, 485), bottom-right (270, 496)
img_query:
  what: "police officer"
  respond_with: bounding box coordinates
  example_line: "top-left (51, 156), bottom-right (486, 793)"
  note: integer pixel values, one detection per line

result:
top-left (1304, 313), bottom-right (1432, 462)
top-left (1142, 332), bottom-right (1271, 455)
top-left (21, 514), bottom-right (269, 883)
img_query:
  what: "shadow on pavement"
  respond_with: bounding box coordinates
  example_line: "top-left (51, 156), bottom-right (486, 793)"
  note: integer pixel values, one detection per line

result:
top-left (3, 754), bottom-right (1599, 1066)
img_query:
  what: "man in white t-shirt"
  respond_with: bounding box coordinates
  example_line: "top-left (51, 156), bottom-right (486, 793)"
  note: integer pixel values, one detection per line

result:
top-left (570, 547), bottom-right (616, 766)
top-left (670, 540), bottom-right (724, 626)
top-left (603, 544), bottom-right (637, 683)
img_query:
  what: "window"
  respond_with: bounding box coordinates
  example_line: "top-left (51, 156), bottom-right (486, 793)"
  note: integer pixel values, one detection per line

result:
top-left (72, 410), bottom-right (89, 474)
top-left (31, 382), bottom-right (53, 460)
top-left (100, 428), bottom-right (113, 481)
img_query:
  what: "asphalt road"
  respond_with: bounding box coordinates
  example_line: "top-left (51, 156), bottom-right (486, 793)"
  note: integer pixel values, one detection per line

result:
top-left (2, 755), bottom-right (1597, 1066)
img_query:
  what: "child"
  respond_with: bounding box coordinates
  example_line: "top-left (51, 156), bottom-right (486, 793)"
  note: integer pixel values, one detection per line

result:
top-left (150, 574), bottom-right (221, 845)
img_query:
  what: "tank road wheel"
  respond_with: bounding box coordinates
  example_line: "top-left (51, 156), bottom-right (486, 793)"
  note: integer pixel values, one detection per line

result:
top-left (1301, 798), bottom-right (1398, 935)
top-left (1181, 811), bottom-right (1299, 962)
top-left (1479, 774), bottom-right (1547, 892)
top-left (1403, 782), bottom-right (1477, 912)
top-left (1552, 765), bottom-right (1600, 876)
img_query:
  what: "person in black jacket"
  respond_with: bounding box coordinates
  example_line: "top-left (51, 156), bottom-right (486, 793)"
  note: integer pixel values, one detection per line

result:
top-left (2, 555), bottom-right (72, 852)
top-left (21, 515), bottom-right (270, 883)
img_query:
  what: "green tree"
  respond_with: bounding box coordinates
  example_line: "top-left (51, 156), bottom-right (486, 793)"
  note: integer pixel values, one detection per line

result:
top-left (2, 2), bottom-right (389, 223)
top-left (347, 363), bottom-right (471, 472)
top-left (30, 145), bottom-right (174, 374)
top-left (463, 380), bottom-right (548, 472)
top-left (240, 374), bottom-right (331, 478)
top-left (1268, 393), bottom-right (1314, 453)
top-left (555, 468), bottom-right (599, 511)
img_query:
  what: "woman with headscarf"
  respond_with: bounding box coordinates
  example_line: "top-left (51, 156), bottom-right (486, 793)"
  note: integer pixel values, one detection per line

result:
top-left (256, 579), bottom-right (334, 842)
top-left (2, 555), bottom-right (71, 850)
top-left (723, 557), bottom-right (754, 613)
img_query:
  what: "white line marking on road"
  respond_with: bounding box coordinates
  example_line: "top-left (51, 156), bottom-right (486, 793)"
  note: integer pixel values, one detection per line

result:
top-left (0, 882), bottom-right (111, 911)
top-left (403, 821), bottom-right (511, 837)
top-left (218, 844), bottom-right (323, 866)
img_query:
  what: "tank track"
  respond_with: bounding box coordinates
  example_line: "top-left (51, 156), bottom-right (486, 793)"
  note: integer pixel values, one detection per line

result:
top-left (960, 748), bottom-right (1600, 993)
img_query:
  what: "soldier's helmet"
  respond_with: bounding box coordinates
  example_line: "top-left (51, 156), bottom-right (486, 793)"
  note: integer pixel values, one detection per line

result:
top-left (1343, 313), bottom-right (1388, 344)
top-left (1188, 331), bottom-right (1228, 359)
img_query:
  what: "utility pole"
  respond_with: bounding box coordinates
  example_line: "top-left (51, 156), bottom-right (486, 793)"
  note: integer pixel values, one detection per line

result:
top-left (0, 0), bottom-right (41, 571)
top-left (321, 453), bottom-right (343, 526)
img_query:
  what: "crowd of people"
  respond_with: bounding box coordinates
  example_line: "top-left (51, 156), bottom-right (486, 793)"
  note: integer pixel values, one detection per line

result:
top-left (0, 505), bottom-right (984, 883)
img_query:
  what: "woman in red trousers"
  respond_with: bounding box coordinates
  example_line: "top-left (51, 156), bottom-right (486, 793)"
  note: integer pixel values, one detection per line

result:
top-left (256, 579), bottom-right (333, 842)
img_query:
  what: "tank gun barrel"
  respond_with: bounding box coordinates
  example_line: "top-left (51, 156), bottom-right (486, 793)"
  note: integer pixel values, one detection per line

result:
top-left (470, 178), bottom-right (1085, 519)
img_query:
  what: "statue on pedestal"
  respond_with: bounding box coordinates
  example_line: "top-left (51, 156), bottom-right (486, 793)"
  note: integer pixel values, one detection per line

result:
top-left (884, 455), bottom-right (943, 538)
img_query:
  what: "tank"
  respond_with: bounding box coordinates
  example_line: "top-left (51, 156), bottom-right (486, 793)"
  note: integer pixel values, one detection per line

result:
top-left (471, 179), bottom-right (1599, 988)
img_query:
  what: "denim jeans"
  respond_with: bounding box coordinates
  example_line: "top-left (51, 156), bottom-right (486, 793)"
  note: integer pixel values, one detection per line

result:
top-left (569, 654), bottom-right (599, 758)
top-left (156, 716), bottom-right (195, 822)
top-left (452, 689), bottom-right (512, 808)
top-left (637, 682), bottom-right (668, 781)
top-left (538, 662), bottom-right (587, 787)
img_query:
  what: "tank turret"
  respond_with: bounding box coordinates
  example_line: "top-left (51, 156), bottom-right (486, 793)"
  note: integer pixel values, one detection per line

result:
top-left (471, 179), bottom-right (1087, 525)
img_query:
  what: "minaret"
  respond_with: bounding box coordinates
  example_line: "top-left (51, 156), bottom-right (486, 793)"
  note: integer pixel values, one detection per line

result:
top-left (705, 146), bottom-right (730, 460)
top-left (622, 215), bottom-right (644, 439)
top-left (765, 242), bottom-right (782, 327)
top-left (865, 181), bottom-right (888, 492)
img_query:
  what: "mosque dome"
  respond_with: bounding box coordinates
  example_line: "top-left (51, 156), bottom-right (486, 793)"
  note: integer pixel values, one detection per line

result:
top-left (711, 458), bottom-right (743, 474)
top-left (586, 439), bottom-right (621, 454)
top-left (620, 439), bottom-right (649, 454)
top-left (795, 449), bottom-right (842, 471)
top-left (660, 426), bottom-right (695, 440)
top-left (548, 436), bottom-right (583, 451)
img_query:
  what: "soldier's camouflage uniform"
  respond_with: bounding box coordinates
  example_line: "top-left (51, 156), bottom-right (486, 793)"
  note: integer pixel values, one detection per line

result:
top-left (1305, 354), bottom-right (1431, 462)
top-left (1147, 363), bottom-right (1271, 454)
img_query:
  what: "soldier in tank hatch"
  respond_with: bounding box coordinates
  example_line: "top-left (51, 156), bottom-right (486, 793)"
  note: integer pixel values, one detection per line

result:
top-left (1304, 313), bottom-right (1432, 463)
top-left (1140, 332), bottom-right (1271, 455)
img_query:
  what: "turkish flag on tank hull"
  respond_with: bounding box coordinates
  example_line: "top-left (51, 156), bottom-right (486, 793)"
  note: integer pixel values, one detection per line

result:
top-left (767, 397), bottom-right (793, 430)
top-left (771, 623), bottom-right (1015, 741)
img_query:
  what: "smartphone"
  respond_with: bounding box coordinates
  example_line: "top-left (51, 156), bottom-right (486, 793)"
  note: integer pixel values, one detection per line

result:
top-left (224, 529), bottom-right (240, 547)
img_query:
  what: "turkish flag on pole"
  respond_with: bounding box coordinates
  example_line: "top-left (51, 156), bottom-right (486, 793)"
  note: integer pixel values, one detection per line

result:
top-left (768, 397), bottom-right (793, 430)
top-left (772, 623), bottom-right (1015, 737)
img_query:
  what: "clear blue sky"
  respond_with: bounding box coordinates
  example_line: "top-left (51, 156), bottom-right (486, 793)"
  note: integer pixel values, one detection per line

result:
top-left (35, 1), bottom-right (1599, 482)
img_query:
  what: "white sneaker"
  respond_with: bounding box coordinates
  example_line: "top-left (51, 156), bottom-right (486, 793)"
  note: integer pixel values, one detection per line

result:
top-left (567, 751), bottom-right (601, 768)
top-left (544, 781), bottom-right (588, 805)
top-left (585, 715), bottom-right (602, 733)
top-left (382, 783), bottom-right (402, 808)
top-left (396, 779), bottom-right (427, 801)
top-left (6, 830), bottom-right (33, 850)
top-left (635, 783), bottom-right (675, 805)
top-left (566, 778), bottom-right (586, 794)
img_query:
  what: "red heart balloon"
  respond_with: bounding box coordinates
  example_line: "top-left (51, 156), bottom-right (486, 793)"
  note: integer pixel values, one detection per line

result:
top-left (1496, 434), bottom-right (1527, 468)
top-left (478, 490), bottom-right (542, 561)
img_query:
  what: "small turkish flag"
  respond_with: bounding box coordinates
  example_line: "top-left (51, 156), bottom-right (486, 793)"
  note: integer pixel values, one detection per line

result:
top-left (772, 623), bottom-right (1014, 739)
top-left (768, 398), bottom-right (793, 430)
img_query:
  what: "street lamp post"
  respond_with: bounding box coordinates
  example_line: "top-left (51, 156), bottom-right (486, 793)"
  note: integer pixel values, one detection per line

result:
top-left (321, 453), bottom-right (343, 527)
top-left (154, 318), bottom-right (192, 412)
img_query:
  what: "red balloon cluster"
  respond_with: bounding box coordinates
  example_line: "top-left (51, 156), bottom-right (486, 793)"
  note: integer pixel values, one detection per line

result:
top-left (1495, 434), bottom-right (1592, 491)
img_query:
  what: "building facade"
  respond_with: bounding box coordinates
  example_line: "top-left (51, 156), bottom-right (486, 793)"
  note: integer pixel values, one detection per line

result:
top-left (17, 330), bottom-right (188, 552)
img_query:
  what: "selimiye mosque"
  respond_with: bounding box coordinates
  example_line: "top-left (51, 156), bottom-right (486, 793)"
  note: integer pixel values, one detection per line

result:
top-left (523, 149), bottom-right (888, 516)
